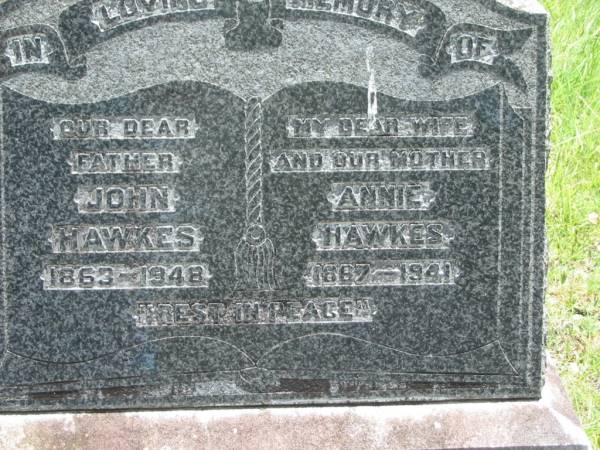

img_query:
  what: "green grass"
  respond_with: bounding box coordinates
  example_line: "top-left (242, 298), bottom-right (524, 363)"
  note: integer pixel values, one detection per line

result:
top-left (542, 0), bottom-right (600, 447)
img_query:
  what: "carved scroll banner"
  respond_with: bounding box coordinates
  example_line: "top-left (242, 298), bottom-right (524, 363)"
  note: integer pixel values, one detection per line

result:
top-left (57, 0), bottom-right (222, 58)
top-left (0, 25), bottom-right (86, 81)
top-left (283, 0), bottom-right (447, 55)
top-left (419, 24), bottom-right (533, 90)
top-left (50, 0), bottom-right (533, 90)
top-left (0, 0), bottom-right (534, 90)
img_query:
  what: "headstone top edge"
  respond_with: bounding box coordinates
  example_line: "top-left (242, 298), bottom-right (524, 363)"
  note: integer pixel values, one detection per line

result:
top-left (495, 0), bottom-right (548, 15)
top-left (0, 0), bottom-right (549, 18)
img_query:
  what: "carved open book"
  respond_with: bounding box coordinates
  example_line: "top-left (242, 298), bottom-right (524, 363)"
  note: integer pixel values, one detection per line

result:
top-left (0, 78), bottom-right (540, 408)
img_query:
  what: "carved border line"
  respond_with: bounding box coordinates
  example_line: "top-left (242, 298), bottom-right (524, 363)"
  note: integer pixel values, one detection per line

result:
top-left (525, 19), bottom-right (549, 388)
top-left (4, 333), bottom-right (517, 378)
top-left (0, 89), bottom-right (6, 371)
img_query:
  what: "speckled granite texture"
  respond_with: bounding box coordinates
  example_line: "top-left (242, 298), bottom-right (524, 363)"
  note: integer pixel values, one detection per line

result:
top-left (0, 0), bottom-right (549, 410)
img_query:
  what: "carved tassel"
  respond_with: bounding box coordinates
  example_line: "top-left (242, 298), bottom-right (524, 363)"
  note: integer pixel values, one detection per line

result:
top-left (234, 97), bottom-right (278, 290)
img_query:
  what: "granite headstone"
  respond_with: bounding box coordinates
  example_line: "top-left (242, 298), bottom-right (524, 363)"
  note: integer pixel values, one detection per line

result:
top-left (0, 0), bottom-right (549, 411)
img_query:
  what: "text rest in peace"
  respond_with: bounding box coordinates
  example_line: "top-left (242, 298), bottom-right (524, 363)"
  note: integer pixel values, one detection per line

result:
top-left (136, 298), bottom-right (374, 327)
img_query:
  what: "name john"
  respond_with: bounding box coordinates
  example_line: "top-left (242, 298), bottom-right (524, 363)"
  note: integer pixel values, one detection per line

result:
top-left (75, 184), bottom-right (178, 213)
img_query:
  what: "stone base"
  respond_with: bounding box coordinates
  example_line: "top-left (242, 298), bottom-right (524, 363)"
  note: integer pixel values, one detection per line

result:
top-left (0, 365), bottom-right (590, 450)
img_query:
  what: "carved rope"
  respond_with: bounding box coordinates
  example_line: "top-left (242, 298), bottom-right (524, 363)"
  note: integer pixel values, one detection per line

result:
top-left (244, 97), bottom-right (264, 229)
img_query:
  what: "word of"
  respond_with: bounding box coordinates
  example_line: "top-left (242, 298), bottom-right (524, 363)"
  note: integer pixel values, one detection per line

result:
top-left (448, 33), bottom-right (498, 64)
